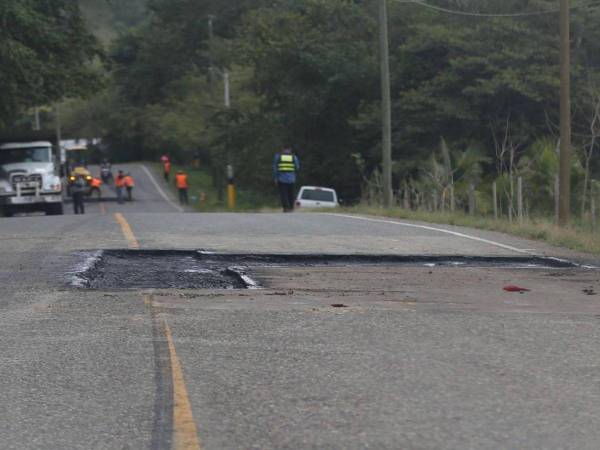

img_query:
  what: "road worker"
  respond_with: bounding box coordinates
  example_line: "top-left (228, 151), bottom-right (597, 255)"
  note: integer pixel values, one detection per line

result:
top-left (123, 173), bottom-right (135, 201)
top-left (175, 170), bottom-right (189, 205)
top-left (115, 170), bottom-right (126, 204)
top-left (273, 145), bottom-right (300, 212)
top-left (71, 173), bottom-right (87, 214)
top-left (100, 159), bottom-right (113, 185)
top-left (90, 176), bottom-right (102, 198)
top-left (163, 159), bottom-right (171, 182)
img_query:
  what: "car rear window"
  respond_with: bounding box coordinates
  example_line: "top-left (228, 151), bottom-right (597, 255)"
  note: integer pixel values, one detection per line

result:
top-left (301, 189), bottom-right (334, 202)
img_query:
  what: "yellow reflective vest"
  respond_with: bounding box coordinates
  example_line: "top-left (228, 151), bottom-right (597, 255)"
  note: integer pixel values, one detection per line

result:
top-left (277, 154), bottom-right (296, 172)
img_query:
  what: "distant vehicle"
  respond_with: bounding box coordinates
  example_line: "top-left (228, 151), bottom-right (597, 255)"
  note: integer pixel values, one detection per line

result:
top-left (295, 186), bottom-right (339, 209)
top-left (65, 145), bottom-right (89, 174)
top-left (0, 140), bottom-right (64, 216)
top-left (99, 161), bottom-right (113, 185)
top-left (67, 167), bottom-right (101, 198)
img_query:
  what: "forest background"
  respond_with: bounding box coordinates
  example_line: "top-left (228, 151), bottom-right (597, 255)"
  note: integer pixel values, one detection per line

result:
top-left (4, 0), bottom-right (600, 217)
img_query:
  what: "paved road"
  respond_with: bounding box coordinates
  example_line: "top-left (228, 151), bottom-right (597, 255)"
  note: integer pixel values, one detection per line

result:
top-left (2, 163), bottom-right (600, 449)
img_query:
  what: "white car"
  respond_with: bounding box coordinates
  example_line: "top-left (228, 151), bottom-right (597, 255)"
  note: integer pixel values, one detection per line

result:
top-left (295, 186), bottom-right (339, 209)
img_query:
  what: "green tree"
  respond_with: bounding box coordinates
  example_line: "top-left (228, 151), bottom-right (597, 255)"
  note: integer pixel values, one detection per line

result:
top-left (0, 0), bottom-right (103, 127)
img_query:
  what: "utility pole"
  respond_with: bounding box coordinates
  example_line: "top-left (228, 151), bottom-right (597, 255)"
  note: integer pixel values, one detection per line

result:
top-left (379, 0), bottom-right (393, 208)
top-left (33, 107), bottom-right (40, 131)
top-left (207, 14), bottom-right (223, 201)
top-left (224, 70), bottom-right (230, 109)
top-left (207, 15), bottom-right (215, 90)
top-left (224, 70), bottom-right (236, 209)
top-left (55, 104), bottom-right (63, 161)
top-left (558, 0), bottom-right (571, 226)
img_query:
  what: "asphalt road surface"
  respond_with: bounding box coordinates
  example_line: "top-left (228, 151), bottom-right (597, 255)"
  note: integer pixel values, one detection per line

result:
top-left (2, 163), bottom-right (600, 449)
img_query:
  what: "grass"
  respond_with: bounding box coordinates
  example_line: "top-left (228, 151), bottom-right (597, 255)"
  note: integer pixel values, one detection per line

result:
top-left (149, 163), bottom-right (278, 211)
top-left (338, 205), bottom-right (600, 255)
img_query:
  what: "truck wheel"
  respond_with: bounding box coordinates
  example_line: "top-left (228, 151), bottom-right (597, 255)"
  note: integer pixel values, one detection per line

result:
top-left (46, 203), bottom-right (64, 216)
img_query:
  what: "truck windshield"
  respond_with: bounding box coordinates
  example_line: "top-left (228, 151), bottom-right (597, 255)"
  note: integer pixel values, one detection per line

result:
top-left (0, 147), bottom-right (52, 165)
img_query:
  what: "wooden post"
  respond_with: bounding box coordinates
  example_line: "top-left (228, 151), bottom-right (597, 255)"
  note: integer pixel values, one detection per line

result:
top-left (517, 176), bottom-right (523, 225)
top-left (555, 174), bottom-right (560, 225)
top-left (450, 185), bottom-right (455, 212)
top-left (468, 184), bottom-right (476, 216)
top-left (403, 180), bottom-right (410, 209)
top-left (508, 189), bottom-right (513, 224)
top-left (441, 188), bottom-right (446, 213)
top-left (492, 181), bottom-right (498, 220)
top-left (432, 190), bottom-right (438, 211)
top-left (591, 193), bottom-right (596, 232)
top-left (592, 181), bottom-right (597, 232)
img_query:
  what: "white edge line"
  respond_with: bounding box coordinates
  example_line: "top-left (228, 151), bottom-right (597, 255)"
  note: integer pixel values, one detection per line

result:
top-left (328, 213), bottom-right (531, 254)
top-left (141, 164), bottom-right (184, 213)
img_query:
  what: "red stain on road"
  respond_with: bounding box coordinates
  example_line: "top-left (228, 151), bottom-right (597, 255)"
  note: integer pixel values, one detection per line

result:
top-left (503, 285), bottom-right (530, 293)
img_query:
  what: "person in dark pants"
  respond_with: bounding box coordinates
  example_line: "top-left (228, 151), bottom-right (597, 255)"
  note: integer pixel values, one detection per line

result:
top-left (124, 173), bottom-right (135, 201)
top-left (115, 170), bottom-right (126, 204)
top-left (175, 170), bottom-right (189, 205)
top-left (163, 159), bottom-right (171, 182)
top-left (71, 174), bottom-right (87, 214)
top-left (273, 146), bottom-right (300, 212)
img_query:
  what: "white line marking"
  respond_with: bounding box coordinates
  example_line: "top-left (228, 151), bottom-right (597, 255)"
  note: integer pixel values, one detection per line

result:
top-left (141, 164), bottom-right (184, 213)
top-left (328, 213), bottom-right (532, 254)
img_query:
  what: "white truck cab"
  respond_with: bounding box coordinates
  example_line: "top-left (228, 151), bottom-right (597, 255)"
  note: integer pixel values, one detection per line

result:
top-left (0, 141), bottom-right (64, 216)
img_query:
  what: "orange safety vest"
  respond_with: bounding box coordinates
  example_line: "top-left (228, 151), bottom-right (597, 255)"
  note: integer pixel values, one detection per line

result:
top-left (115, 175), bottom-right (126, 187)
top-left (176, 173), bottom-right (188, 189)
top-left (90, 177), bottom-right (102, 188)
top-left (124, 175), bottom-right (134, 187)
top-left (164, 161), bottom-right (171, 173)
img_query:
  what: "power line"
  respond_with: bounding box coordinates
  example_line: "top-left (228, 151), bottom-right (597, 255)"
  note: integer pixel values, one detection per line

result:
top-left (393, 0), bottom-right (599, 17)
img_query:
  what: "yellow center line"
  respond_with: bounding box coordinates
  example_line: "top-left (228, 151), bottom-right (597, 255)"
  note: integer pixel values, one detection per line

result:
top-left (164, 319), bottom-right (202, 450)
top-left (113, 212), bottom-right (140, 249)
top-left (144, 295), bottom-right (202, 450)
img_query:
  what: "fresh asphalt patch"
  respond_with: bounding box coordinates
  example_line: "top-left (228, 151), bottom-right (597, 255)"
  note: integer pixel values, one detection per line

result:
top-left (69, 249), bottom-right (579, 290)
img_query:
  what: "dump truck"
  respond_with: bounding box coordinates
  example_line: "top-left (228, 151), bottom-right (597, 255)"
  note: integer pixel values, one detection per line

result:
top-left (0, 133), bottom-right (64, 216)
